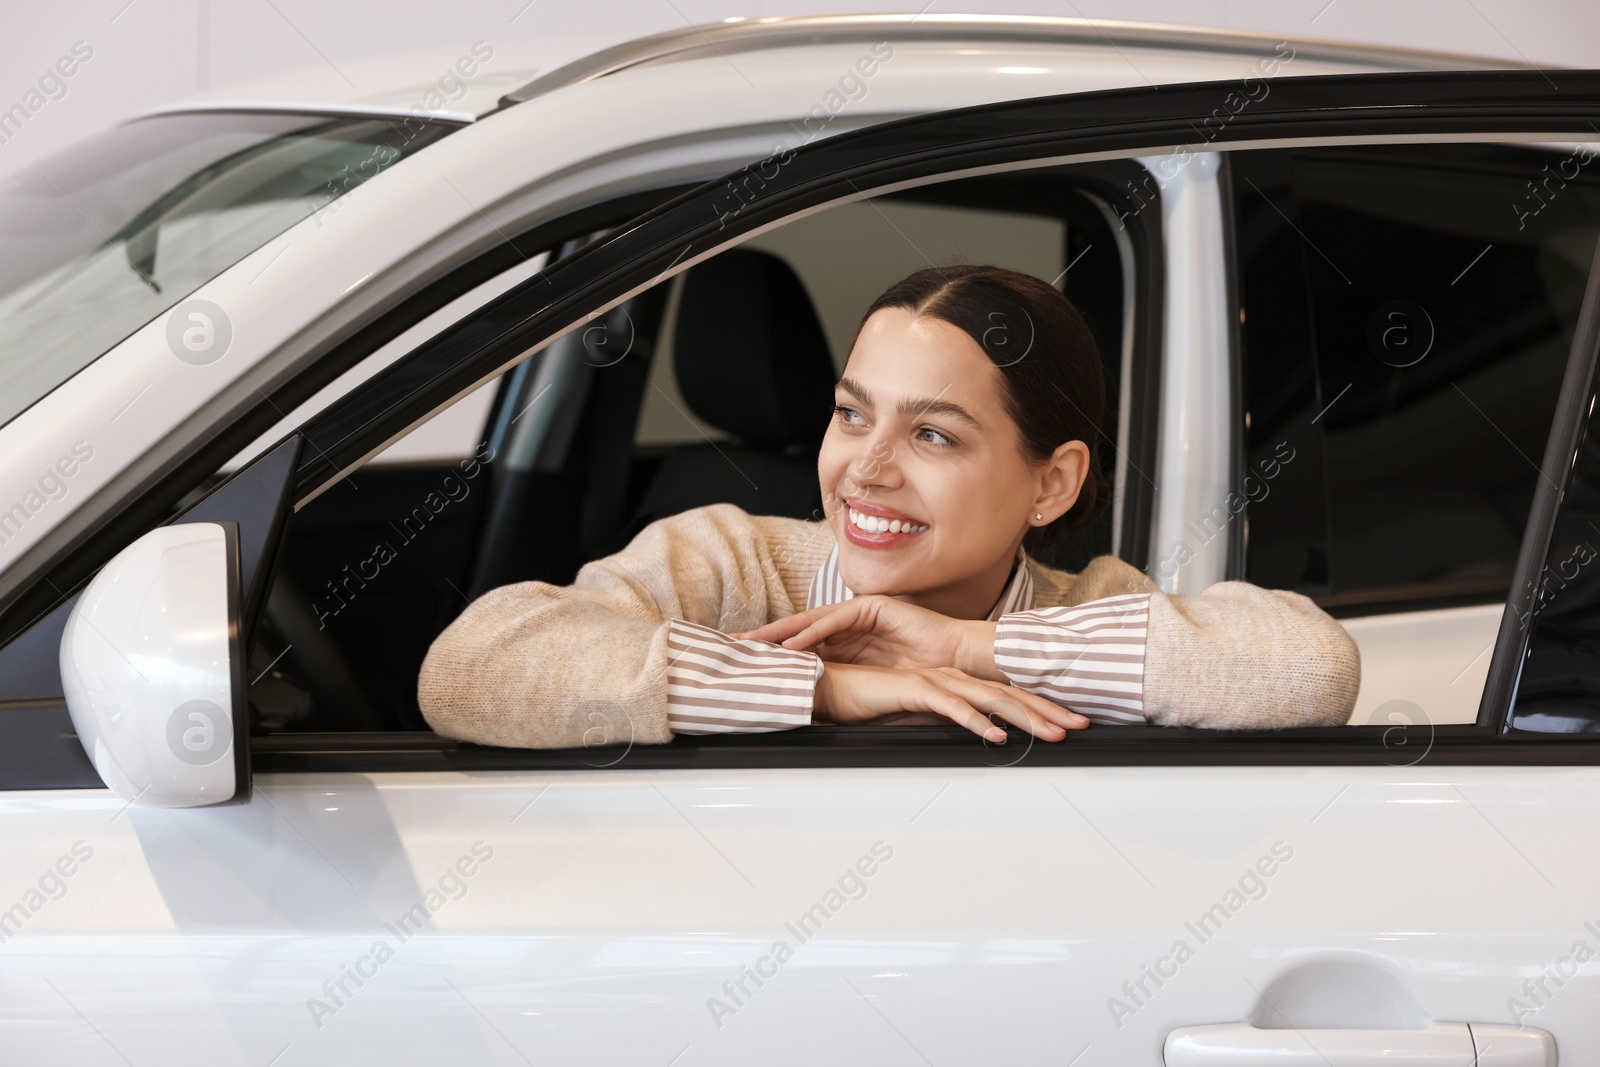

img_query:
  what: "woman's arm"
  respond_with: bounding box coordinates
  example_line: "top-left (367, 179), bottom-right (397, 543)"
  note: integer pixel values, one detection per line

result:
top-left (985, 559), bottom-right (1360, 728)
top-left (417, 503), bottom-right (821, 748)
top-left (1137, 581), bottom-right (1360, 728)
top-left (734, 555), bottom-right (1359, 730)
top-left (662, 618), bottom-right (821, 735)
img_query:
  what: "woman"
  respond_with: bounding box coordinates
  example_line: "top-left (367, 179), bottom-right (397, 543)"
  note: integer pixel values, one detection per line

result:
top-left (418, 264), bottom-right (1359, 748)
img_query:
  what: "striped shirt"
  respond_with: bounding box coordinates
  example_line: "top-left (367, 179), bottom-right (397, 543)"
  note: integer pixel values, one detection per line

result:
top-left (665, 542), bottom-right (1152, 734)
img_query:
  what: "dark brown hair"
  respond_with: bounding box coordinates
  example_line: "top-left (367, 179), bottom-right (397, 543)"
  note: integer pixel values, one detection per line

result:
top-left (857, 264), bottom-right (1109, 554)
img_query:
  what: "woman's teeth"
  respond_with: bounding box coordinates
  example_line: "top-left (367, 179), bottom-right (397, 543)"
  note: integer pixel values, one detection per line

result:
top-left (848, 508), bottom-right (928, 534)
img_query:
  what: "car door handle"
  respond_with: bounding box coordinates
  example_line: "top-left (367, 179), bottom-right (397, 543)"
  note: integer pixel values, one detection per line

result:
top-left (1165, 1022), bottom-right (1555, 1065)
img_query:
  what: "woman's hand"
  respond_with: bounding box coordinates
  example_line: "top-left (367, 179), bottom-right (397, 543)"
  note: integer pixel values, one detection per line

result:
top-left (733, 595), bottom-right (1003, 680)
top-left (813, 661), bottom-right (1089, 743)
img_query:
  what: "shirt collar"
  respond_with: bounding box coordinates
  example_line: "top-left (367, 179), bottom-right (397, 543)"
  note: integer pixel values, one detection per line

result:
top-left (806, 541), bottom-right (1035, 621)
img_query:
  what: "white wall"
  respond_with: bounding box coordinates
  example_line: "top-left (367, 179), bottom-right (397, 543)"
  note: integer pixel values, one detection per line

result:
top-left (0, 0), bottom-right (1596, 183)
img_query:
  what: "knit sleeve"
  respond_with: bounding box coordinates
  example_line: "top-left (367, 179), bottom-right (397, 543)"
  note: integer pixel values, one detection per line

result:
top-left (1140, 582), bottom-right (1360, 728)
top-left (416, 503), bottom-right (816, 749)
top-left (1022, 557), bottom-right (1359, 729)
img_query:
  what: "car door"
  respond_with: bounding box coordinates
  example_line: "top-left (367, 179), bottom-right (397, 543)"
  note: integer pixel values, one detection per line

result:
top-left (5, 69), bottom-right (1600, 1067)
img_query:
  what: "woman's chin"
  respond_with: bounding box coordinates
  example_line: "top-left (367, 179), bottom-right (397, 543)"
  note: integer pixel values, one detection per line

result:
top-left (838, 544), bottom-right (928, 595)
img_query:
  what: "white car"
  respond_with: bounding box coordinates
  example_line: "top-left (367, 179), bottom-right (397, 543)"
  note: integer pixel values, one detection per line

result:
top-left (0, 14), bottom-right (1595, 1065)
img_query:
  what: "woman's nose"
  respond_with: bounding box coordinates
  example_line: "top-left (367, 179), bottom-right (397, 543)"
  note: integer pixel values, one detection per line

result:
top-left (847, 433), bottom-right (901, 486)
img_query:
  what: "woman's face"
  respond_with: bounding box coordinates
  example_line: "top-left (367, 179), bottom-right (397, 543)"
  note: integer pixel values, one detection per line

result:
top-left (817, 306), bottom-right (1084, 616)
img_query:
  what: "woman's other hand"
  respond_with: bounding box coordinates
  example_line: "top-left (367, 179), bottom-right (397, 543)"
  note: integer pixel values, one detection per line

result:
top-left (733, 595), bottom-right (1002, 679)
top-left (812, 661), bottom-right (1089, 743)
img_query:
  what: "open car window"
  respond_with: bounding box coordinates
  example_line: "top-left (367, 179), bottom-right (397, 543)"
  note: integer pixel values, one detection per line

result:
top-left (249, 159), bottom-right (1161, 735)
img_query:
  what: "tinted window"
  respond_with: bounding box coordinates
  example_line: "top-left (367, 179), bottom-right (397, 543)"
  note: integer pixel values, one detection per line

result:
top-left (1233, 143), bottom-right (1600, 612)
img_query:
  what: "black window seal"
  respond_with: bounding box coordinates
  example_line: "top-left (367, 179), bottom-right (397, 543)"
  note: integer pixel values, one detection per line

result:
top-left (249, 724), bottom-right (1600, 773)
top-left (1314, 579), bottom-right (1513, 619)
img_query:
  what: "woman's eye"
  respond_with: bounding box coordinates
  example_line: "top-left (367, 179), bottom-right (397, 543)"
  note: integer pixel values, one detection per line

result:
top-left (833, 404), bottom-right (864, 425)
top-left (917, 426), bottom-right (954, 447)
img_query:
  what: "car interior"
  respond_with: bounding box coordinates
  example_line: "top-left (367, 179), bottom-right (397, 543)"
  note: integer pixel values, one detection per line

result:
top-left (235, 163), bottom-right (1151, 735)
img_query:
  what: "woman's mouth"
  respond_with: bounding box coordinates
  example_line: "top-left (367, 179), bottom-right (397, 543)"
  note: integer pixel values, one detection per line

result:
top-left (844, 503), bottom-right (929, 548)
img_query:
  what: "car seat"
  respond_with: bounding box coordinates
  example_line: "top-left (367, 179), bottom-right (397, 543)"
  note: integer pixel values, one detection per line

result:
top-left (617, 248), bottom-right (837, 541)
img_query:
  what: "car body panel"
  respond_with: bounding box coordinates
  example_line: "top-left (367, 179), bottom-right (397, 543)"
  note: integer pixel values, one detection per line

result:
top-left (1342, 604), bottom-right (1504, 726)
top-left (2, 766), bottom-right (1593, 1062)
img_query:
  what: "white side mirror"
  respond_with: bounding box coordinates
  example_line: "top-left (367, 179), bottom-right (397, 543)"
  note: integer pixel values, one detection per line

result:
top-left (59, 522), bottom-right (248, 808)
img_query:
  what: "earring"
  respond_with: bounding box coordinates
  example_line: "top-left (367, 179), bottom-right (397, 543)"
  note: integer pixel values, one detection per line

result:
top-left (1034, 512), bottom-right (1044, 522)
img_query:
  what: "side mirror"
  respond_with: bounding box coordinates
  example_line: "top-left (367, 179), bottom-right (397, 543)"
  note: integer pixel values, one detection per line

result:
top-left (59, 521), bottom-right (248, 808)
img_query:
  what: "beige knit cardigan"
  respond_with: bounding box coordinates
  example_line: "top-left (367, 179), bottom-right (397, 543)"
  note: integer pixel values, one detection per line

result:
top-left (417, 503), bottom-right (1360, 748)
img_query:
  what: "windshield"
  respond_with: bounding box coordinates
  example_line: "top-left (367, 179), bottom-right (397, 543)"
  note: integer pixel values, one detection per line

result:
top-left (0, 110), bottom-right (456, 429)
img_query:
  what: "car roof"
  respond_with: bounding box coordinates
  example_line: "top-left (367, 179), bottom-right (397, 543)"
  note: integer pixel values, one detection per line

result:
top-left (138, 13), bottom-right (1535, 123)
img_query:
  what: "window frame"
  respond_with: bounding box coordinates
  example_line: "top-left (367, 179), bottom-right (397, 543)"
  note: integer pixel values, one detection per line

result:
top-left (279, 159), bottom-right (1168, 738)
top-left (266, 70), bottom-right (1600, 769)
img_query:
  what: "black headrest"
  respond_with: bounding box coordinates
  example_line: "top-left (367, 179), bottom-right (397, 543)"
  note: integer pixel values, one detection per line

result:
top-left (672, 249), bottom-right (837, 448)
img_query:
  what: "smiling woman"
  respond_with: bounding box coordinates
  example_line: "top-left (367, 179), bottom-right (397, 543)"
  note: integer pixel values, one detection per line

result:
top-left (417, 264), bottom-right (1360, 749)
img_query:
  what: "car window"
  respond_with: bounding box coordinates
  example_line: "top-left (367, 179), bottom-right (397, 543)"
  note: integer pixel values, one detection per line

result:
top-left (1230, 141), bottom-right (1600, 729)
top-left (0, 111), bottom-right (456, 433)
top-left (246, 160), bottom-right (1156, 735)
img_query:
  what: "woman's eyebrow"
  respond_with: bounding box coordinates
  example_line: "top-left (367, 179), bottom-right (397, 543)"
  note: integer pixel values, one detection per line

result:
top-left (837, 376), bottom-right (984, 430)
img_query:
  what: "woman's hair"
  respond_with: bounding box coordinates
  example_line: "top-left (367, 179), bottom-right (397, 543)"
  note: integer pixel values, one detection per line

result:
top-left (857, 264), bottom-right (1109, 554)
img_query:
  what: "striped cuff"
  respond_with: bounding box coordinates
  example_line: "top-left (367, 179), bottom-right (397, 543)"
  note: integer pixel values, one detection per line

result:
top-left (665, 618), bottom-right (821, 735)
top-left (994, 593), bottom-right (1150, 724)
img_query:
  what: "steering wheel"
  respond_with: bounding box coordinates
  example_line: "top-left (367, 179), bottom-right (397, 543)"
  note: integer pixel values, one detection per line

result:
top-left (261, 568), bottom-right (387, 731)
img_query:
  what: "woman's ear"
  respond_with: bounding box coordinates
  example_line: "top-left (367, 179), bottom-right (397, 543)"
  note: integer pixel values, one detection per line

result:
top-left (1032, 439), bottom-right (1091, 524)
